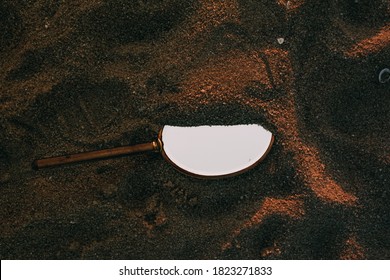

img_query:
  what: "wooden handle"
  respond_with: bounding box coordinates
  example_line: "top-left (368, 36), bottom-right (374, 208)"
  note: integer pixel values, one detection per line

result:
top-left (33, 141), bottom-right (159, 169)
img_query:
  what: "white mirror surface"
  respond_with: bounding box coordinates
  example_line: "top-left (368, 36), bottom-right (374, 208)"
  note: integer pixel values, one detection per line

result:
top-left (161, 124), bottom-right (273, 177)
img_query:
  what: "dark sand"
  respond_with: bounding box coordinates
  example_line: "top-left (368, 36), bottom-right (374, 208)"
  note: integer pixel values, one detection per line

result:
top-left (0, 0), bottom-right (389, 259)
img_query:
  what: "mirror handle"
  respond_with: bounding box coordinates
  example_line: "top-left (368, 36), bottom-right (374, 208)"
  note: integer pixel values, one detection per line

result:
top-left (33, 141), bottom-right (159, 169)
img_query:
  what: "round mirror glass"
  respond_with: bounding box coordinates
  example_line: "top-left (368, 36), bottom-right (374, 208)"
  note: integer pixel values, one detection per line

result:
top-left (160, 124), bottom-right (274, 178)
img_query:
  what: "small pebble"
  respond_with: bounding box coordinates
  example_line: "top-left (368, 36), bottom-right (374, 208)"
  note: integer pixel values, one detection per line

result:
top-left (277, 38), bottom-right (285, 45)
top-left (378, 68), bottom-right (390, 83)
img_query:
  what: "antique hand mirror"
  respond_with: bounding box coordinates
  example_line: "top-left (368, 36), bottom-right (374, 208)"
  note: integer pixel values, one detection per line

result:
top-left (33, 124), bottom-right (274, 178)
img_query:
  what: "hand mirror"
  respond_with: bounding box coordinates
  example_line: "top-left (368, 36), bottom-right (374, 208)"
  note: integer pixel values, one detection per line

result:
top-left (33, 124), bottom-right (274, 178)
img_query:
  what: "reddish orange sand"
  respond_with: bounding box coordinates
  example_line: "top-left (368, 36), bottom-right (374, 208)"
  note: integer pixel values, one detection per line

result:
top-left (0, 0), bottom-right (388, 259)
